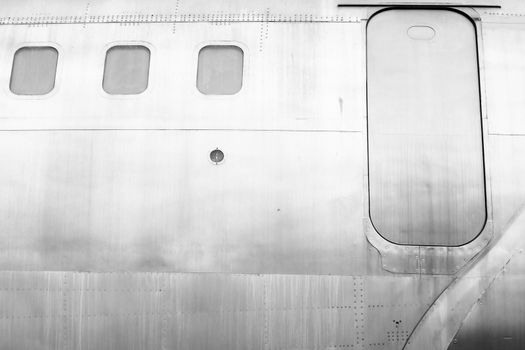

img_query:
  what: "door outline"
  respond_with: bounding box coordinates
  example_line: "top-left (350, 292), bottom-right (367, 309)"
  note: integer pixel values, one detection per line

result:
top-left (362, 6), bottom-right (493, 274)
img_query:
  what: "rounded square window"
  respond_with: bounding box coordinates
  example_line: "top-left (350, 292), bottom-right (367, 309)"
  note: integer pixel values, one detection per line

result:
top-left (103, 45), bottom-right (150, 95)
top-left (197, 45), bottom-right (244, 95)
top-left (10, 46), bottom-right (58, 95)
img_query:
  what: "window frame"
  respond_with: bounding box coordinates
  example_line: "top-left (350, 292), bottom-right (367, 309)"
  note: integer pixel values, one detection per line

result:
top-left (194, 41), bottom-right (247, 97)
top-left (8, 42), bottom-right (61, 99)
top-left (100, 41), bottom-right (154, 98)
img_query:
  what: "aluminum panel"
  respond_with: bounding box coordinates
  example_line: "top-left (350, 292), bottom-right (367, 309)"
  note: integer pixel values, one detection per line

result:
top-left (367, 9), bottom-right (486, 246)
top-left (483, 24), bottom-right (525, 134)
top-left (0, 272), bottom-right (452, 350)
top-left (404, 199), bottom-right (525, 350)
top-left (0, 130), bottom-right (372, 275)
top-left (448, 275), bottom-right (525, 350)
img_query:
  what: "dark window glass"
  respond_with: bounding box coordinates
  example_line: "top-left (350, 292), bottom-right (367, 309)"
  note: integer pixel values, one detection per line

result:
top-left (197, 45), bottom-right (243, 95)
top-left (10, 46), bottom-right (58, 95)
top-left (103, 45), bottom-right (150, 95)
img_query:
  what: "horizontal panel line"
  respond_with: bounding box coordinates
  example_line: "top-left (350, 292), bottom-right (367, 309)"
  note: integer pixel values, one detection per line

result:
top-left (488, 132), bottom-right (525, 136)
top-left (482, 20), bottom-right (525, 24)
top-left (0, 128), bottom-right (362, 133)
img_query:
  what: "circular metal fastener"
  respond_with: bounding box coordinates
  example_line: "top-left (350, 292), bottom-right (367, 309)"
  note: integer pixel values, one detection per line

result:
top-left (210, 148), bottom-right (224, 164)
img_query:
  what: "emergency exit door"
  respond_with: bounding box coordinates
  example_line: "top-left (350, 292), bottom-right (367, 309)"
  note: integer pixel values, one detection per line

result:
top-left (367, 9), bottom-right (486, 246)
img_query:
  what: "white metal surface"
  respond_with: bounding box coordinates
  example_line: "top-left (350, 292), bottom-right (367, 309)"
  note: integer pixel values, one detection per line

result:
top-left (0, 130), bottom-right (368, 274)
top-left (0, 0), bottom-right (524, 349)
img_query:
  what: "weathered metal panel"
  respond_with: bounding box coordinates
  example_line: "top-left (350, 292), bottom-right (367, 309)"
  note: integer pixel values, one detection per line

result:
top-left (483, 24), bottom-right (525, 134)
top-left (0, 130), bottom-right (375, 275)
top-left (157, 274), bottom-right (266, 350)
top-left (0, 1), bottom-right (525, 350)
top-left (404, 201), bottom-right (525, 350)
top-left (265, 275), bottom-right (360, 348)
top-left (367, 9), bottom-right (486, 246)
top-left (447, 267), bottom-right (525, 349)
top-left (488, 137), bottom-right (525, 233)
top-left (0, 272), bottom-right (452, 350)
